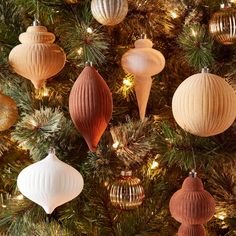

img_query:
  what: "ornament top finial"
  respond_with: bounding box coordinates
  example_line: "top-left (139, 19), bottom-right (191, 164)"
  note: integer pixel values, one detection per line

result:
top-left (140, 33), bottom-right (147, 39)
top-left (189, 169), bottom-right (197, 178)
top-left (121, 170), bottom-right (132, 177)
top-left (49, 147), bottom-right (56, 155)
top-left (85, 61), bottom-right (93, 67)
top-left (201, 67), bottom-right (209, 73)
top-left (33, 14), bottom-right (41, 26)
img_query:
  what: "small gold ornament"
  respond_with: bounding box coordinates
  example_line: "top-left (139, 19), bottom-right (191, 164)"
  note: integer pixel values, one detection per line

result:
top-left (64, 0), bottom-right (79, 4)
top-left (209, 5), bottom-right (236, 45)
top-left (0, 93), bottom-right (18, 131)
top-left (109, 170), bottom-right (145, 210)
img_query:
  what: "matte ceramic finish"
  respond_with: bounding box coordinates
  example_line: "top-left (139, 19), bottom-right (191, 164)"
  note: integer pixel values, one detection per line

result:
top-left (169, 176), bottom-right (215, 225)
top-left (69, 65), bottom-right (113, 152)
top-left (121, 38), bottom-right (165, 120)
top-left (17, 152), bottom-right (84, 214)
top-left (9, 25), bottom-right (66, 89)
top-left (172, 72), bottom-right (236, 137)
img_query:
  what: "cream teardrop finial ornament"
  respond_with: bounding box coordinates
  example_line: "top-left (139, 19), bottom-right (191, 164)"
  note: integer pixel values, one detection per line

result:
top-left (172, 69), bottom-right (236, 137)
top-left (9, 24), bottom-right (66, 89)
top-left (17, 150), bottom-right (84, 214)
top-left (121, 37), bottom-right (165, 121)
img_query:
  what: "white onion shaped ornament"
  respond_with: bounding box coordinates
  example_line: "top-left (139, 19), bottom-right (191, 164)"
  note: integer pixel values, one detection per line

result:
top-left (17, 150), bottom-right (84, 214)
top-left (9, 21), bottom-right (66, 89)
top-left (121, 37), bottom-right (165, 120)
top-left (172, 68), bottom-right (236, 137)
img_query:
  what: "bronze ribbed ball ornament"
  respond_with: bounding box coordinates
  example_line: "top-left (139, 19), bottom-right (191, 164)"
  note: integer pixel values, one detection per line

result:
top-left (0, 93), bottom-right (18, 131)
top-left (109, 171), bottom-right (145, 210)
top-left (209, 4), bottom-right (236, 45)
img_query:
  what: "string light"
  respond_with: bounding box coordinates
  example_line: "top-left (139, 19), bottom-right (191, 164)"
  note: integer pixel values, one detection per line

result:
top-left (215, 211), bottom-right (227, 220)
top-left (220, 3), bottom-right (225, 8)
top-left (123, 78), bottom-right (133, 87)
top-left (15, 194), bottom-right (24, 201)
top-left (30, 119), bottom-right (38, 128)
top-left (170, 11), bottom-right (178, 19)
top-left (1, 204), bottom-right (6, 208)
top-left (77, 47), bottom-right (83, 55)
top-left (151, 160), bottom-right (159, 169)
top-left (35, 86), bottom-right (50, 99)
top-left (112, 141), bottom-right (119, 149)
top-left (86, 27), bottom-right (93, 34)
top-left (191, 29), bottom-right (197, 37)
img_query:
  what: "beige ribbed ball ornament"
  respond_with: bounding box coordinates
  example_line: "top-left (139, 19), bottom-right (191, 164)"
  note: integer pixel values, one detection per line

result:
top-left (91, 0), bottom-right (128, 26)
top-left (9, 21), bottom-right (66, 89)
top-left (172, 68), bottom-right (236, 137)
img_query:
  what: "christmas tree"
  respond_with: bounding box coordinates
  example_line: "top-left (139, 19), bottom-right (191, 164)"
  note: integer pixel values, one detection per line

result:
top-left (0, 0), bottom-right (235, 235)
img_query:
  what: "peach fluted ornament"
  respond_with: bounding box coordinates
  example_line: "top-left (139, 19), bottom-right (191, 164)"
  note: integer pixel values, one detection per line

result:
top-left (121, 35), bottom-right (165, 121)
top-left (9, 20), bottom-right (66, 89)
top-left (172, 68), bottom-right (236, 137)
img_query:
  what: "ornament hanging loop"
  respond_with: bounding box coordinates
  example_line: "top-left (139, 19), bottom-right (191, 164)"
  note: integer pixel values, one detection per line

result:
top-left (33, 0), bottom-right (41, 26)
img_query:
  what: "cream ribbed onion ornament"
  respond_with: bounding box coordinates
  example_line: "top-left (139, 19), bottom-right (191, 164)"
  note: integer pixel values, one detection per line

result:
top-left (91, 0), bottom-right (128, 26)
top-left (172, 68), bottom-right (236, 137)
top-left (209, 4), bottom-right (236, 45)
top-left (9, 21), bottom-right (66, 89)
top-left (121, 36), bottom-right (165, 120)
top-left (17, 149), bottom-right (84, 214)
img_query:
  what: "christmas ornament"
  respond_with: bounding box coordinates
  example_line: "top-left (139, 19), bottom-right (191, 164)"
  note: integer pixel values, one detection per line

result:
top-left (64, 0), bottom-right (79, 3)
top-left (17, 149), bottom-right (84, 214)
top-left (172, 68), bottom-right (236, 137)
top-left (0, 92), bottom-right (18, 131)
top-left (178, 224), bottom-right (205, 236)
top-left (121, 37), bottom-right (165, 120)
top-left (209, 4), bottom-right (236, 45)
top-left (91, 0), bottom-right (128, 26)
top-left (169, 170), bottom-right (215, 236)
top-left (9, 21), bottom-right (66, 89)
top-left (69, 62), bottom-right (113, 152)
top-left (109, 170), bottom-right (145, 210)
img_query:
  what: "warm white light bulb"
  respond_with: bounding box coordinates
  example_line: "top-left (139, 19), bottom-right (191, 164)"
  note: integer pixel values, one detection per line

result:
top-left (87, 27), bottom-right (93, 34)
top-left (77, 47), bottom-right (83, 55)
top-left (151, 161), bottom-right (159, 169)
top-left (170, 11), bottom-right (178, 19)
top-left (191, 29), bottom-right (197, 37)
top-left (112, 141), bottom-right (119, 149)
top-left (123, 79), bottom-right (132, 87)
top-left (16, 194), bottom-right (24, 200)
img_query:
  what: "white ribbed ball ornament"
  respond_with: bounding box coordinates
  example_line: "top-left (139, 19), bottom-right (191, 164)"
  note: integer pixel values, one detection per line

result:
top-left (17, 149), bottom-right (84, 214)
top-left (91, 0), bottom-right (128, 26)
top-left (172, 68), bottom-right (236, 137)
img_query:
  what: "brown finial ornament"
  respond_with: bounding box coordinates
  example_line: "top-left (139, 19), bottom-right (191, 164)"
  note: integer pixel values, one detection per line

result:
top-left (169, 170), bottom-right (215, 236)
top-left (69, 63), bottom-right (113, 152)
top-left (9, 22), bottom-right (66, 89)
